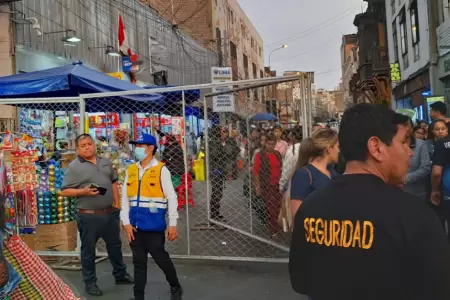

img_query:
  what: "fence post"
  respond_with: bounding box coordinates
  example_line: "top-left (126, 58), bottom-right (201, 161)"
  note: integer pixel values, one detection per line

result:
top-left (79, 96), bottom-right (86, 135)
top-left (203, 96), bottom-right (211, 223)
top-left (181, 90), bottom-right (191, 256)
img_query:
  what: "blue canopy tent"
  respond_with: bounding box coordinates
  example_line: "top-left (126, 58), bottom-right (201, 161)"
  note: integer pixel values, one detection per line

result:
top-left (0, 62), bottom-right (162, 113)
top-left (145, 85), bottom-right (200, 105)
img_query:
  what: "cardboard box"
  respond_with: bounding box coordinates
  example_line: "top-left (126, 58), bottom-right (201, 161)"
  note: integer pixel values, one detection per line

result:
top-left (19, 234), bottom-right (35, 249)
top-left (32, 221), bottom-right (78, 252)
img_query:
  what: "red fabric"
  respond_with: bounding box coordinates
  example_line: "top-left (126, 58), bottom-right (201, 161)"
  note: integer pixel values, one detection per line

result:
top-left (5, 236), bottom-right (79, 299)
top-left (262, 184), bottom-right (282, 234)
top-left (253, 152), bottom-right (281, 185)
top-left (118, 15), bottom-right (132, 56)
top-left (177, 173), bottom-right (195, 210)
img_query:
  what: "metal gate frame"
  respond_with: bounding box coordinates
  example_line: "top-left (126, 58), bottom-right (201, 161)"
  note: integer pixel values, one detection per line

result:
top-left (0, 75), bottom-right (312, 263)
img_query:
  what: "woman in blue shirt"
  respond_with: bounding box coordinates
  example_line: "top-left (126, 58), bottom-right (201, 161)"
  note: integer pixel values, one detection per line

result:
top-left (290, 128), bottom-right (339, 218)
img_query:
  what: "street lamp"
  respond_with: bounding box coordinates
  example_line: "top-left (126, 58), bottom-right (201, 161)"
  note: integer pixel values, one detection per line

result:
top-left (268, 44), bottom-right (287, 68)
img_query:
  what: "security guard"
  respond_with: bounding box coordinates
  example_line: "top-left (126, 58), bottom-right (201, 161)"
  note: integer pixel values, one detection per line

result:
top-left (290, 104), bottom-right (450, 300)
top-left (120, 134), bottom-right (182, 300)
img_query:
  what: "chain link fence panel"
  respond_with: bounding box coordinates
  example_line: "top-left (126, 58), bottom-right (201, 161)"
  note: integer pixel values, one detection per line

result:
top-left (82, 78), bottom-right (305, 261)
top-left (0, 76), bottom-right (307, 261)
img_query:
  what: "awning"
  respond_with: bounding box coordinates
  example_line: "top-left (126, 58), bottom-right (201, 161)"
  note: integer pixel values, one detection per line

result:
top-left (0, 62), bottom-right (162, 112)
top-left (145, 85), bottom-right (200, 105)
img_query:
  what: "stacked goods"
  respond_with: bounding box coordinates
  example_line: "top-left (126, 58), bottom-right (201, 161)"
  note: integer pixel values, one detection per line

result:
top-left (37, 161), bottom-right (76, 225)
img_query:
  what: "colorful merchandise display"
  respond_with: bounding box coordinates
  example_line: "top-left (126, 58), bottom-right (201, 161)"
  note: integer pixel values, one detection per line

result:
top-left (37, 161), bottom-right (76, 225)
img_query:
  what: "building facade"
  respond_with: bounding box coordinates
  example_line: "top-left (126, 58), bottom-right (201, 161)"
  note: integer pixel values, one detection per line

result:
top-left (386, 0), bottom-right (431, 113)
top-left (3, 0), bottom-right (216, 86)
top-left (148, 0), bottom-right (264, 81)
top-left (340, 34), bottom-right (358, 107)
top-left (436, 0), bottom-right (450, 107)
top-left (349, 0), bottom-right (390, 106)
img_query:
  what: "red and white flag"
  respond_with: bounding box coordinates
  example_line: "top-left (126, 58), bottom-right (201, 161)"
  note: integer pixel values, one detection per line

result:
top-left (118, 14), bottom-right (132, 56)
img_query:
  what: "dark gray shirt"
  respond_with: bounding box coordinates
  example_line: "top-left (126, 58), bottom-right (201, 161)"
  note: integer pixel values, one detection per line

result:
top-left (61, 156), bottom-right (118, 209)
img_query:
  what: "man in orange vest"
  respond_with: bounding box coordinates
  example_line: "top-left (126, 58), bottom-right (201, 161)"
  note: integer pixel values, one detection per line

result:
top-left (120, 134), bottom-right (182, 300)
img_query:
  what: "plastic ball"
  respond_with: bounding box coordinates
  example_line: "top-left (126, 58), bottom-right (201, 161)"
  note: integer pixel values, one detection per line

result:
top-left (44, 208), bottom-right (51, 214)
top-left (64, 217), bottom-right (70, 222)
top-left (58, 218), bottom-right (64, 223)
top-left (57, 207), bottom-right (64, 213)
top-left (51, 202), bottom-right (57, 208)
top-left (40, 170), bottom-right (46, 175)
top-left (57, 213), bottom-right (63, 218)
top-left (39, 215), bottom-right (44, 221)
top-left (44, 214), bottom-right (51, 220)
top-left (52, 220), bottom-right (57, 224)
top-left (39, 208), bottom-right (45, 214)
top-left (57, 196), bottom-right (64, 201)
top-left (64, 211), bottom-right (70, 217)
top-left (37, 191), bottom-right (44, 196)
top-left (38, 202), bottom-right (44, 208)
top-left (63, 200), bottom-right (69, 206)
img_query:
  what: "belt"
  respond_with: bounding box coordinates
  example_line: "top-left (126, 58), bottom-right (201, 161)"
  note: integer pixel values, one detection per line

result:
top-left (78, 207), bottom-right (116, 215)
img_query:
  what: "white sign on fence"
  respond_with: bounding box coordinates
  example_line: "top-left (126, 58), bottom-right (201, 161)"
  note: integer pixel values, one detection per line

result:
top-left (211, 67), bottom-right (235, 112)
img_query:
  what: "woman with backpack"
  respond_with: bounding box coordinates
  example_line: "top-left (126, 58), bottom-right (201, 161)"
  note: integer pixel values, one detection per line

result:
top-left (290, 128), bottom-right (340, 218)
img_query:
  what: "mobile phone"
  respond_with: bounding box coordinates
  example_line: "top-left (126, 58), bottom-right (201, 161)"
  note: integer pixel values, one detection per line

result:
top-left (89, 184), bottom-right (107, 195)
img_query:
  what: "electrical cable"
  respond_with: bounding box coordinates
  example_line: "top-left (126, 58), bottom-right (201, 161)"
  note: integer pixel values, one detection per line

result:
top-left (178, 0), bottom-right (209, 25)
top-left (264, 8), bottom-right (356, 47)
top-left (270, 36), bottom-right (342, 63)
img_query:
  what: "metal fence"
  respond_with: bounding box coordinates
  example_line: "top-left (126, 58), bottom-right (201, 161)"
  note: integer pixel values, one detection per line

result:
top-left (0, 75), bottom-right (312, 262)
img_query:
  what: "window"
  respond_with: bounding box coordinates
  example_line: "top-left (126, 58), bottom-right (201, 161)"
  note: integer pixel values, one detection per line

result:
top-left (399, 8), bottom-right (409, 69)
top-left (260, 70), bottom-right (264, 78)
top-left (410, 1), bottom-right (419, 45)
top-left (251, 37), bottom-right (254, 50)
top-left (392, 19), bottom-right (399, 62)
top-left (259, 46), bottom-right (262, 57)
top-left (241, 25), bottom-right (246, 38)
top-left (231, 10), bottom-right (234, 23)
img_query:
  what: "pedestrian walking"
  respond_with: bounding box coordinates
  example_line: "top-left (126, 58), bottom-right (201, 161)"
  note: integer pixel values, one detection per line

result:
top-left (289, 103), bottom-right (450, 300)
top-left (290, 128), bottom-right (339, 218)
top-left (60, 134), bottom-right (133, 297)
top-left (253, 134), bottom-right (283, 236)
top-left (208, 126), bottom-right (228, 222)
top-left (121, 134), bottom-right (182, 300)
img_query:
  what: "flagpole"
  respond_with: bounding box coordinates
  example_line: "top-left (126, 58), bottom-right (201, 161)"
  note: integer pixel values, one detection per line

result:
top-left (117, 11), bottom-right (120, 73)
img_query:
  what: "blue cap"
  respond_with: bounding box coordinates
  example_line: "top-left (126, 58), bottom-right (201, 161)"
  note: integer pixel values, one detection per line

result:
top-left (129, 134), bottom-right (157, 146)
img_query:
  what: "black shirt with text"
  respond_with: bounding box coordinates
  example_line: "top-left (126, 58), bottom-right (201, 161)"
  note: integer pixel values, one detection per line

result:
top-left (289, 174), bottom-right (450, 300)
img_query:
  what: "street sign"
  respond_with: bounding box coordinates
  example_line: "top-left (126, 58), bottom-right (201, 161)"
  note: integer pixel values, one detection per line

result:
top-left (211, 67), bottom-right (235, 112)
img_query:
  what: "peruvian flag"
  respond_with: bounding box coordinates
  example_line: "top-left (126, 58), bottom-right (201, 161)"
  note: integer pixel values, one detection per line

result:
top-left (118, 14), bottom-right (132, 56)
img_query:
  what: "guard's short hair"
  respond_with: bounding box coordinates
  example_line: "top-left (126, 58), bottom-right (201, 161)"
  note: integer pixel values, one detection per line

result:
top-left (339, 104), bottom-right (410, 162)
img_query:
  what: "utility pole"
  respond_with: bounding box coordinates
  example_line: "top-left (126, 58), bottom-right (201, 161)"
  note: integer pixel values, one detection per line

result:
top-left (307, 73), bottom-right (313, 136)
top-left (301, 73), bottom-right (308, 139)
top-left (427, 0), bottom-right (440, 97)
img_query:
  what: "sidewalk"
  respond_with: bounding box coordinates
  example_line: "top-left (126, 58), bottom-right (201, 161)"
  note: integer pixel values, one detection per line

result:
top-left (55, 258), bottom-right (305, 300)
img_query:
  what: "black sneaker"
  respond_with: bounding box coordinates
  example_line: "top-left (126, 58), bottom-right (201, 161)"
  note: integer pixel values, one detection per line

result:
top-left (85, 284), bottom-right (103, 297)
top-left (116, 273), bottom-right (134, 284)
top-left (170, 286), bottom-right (183, 300)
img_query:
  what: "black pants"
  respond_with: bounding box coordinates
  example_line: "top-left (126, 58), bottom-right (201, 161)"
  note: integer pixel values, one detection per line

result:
top-left (434, 200), bottom-right (450, 240)
top-left (130, 231), bottom-right (180, 300)
top-left (210, 172), bottom-right (225, 219)
top-left (77, 209), bottom-right (127, 286)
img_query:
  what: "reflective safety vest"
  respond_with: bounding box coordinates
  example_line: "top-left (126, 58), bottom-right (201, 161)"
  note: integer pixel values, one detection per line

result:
top-left (126, 161), bottom-right (167, 231)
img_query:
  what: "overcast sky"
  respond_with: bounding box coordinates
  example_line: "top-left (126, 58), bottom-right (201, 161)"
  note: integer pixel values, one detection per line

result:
top-left (237, 0), bottom-right (367, 90)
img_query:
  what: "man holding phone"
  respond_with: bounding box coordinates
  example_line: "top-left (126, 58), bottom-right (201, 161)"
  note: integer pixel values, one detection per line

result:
top-left (120, 134), bottom-right (182, 300)
top-left (60, 134), bottom-right (133, 296)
